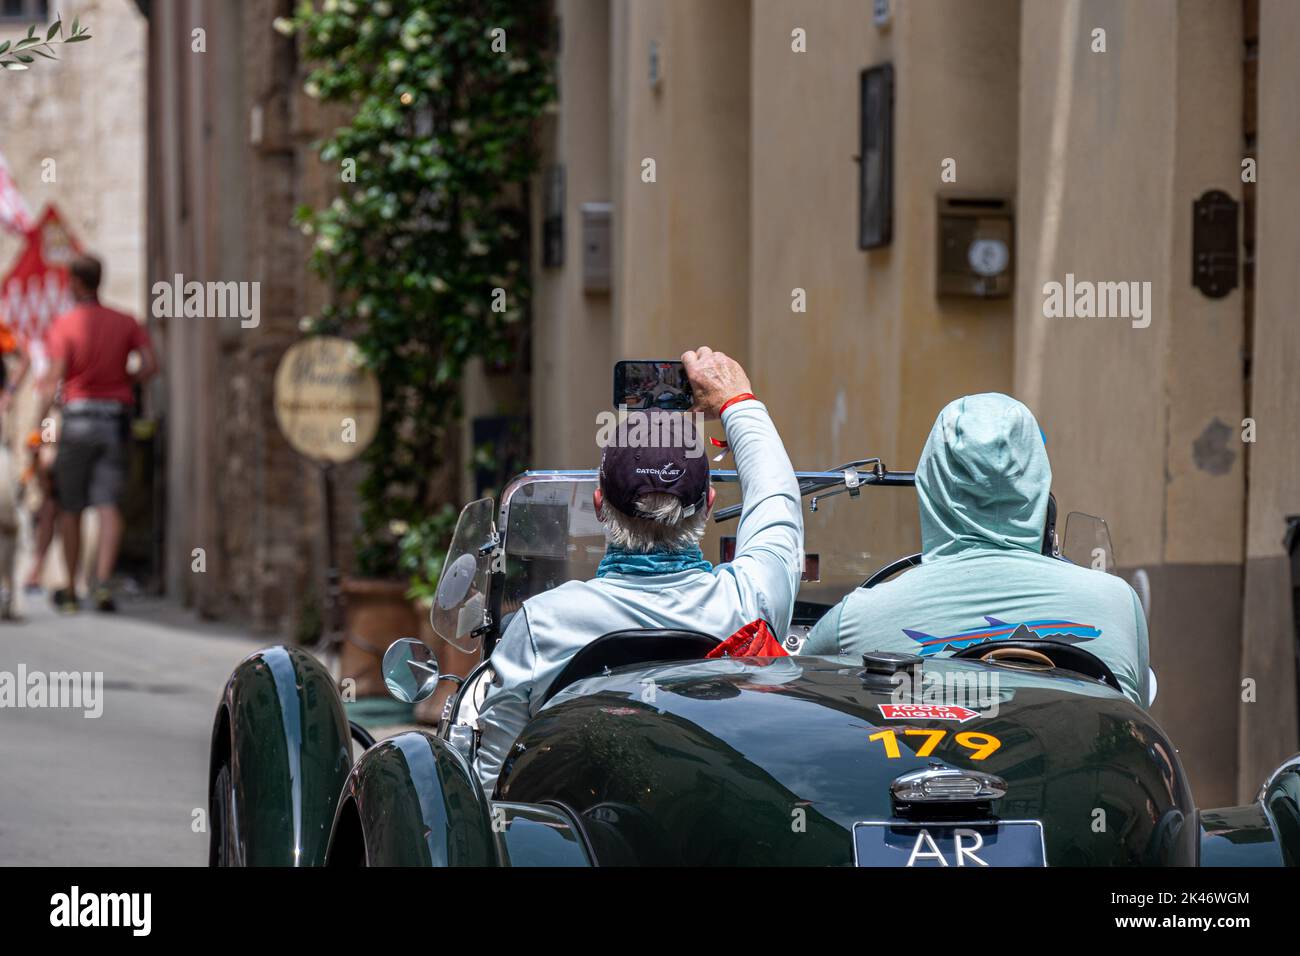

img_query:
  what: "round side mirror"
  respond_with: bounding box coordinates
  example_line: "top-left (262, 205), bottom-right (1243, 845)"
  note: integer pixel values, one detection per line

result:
top-left (382, 637), bottom-right (440, 703)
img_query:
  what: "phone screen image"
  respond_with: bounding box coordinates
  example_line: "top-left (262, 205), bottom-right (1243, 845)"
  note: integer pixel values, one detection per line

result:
top-left (613, 360), bottom-right (693, 411)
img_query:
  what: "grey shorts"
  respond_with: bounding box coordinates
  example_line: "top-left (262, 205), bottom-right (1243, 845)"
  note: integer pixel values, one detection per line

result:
top-left (53, 412), bottom-right (130, 513)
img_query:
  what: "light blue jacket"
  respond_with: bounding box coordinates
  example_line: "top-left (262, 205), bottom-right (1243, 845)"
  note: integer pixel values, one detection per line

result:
top-left (474, 400), bottom-right (804, 793)
top-left (803, 393), bottom-right (1150, 707)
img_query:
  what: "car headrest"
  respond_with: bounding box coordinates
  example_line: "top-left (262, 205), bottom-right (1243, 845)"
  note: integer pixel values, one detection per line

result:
top-left (539, 628), bottom-right (720, 706)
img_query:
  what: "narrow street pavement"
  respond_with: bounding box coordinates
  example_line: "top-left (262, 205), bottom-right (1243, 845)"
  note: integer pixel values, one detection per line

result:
top-left (0, 595), bottom-right (263, 865)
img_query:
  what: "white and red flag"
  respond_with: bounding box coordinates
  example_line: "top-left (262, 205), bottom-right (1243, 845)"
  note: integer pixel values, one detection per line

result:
top-left (0, 206), bottom-right (80, 362)
top-left (0, 152), bottom-right (34, 236)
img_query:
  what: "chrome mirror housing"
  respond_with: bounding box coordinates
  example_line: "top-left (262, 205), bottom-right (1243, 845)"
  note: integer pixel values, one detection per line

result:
top-left (383, 638), bottom-right (440, 703)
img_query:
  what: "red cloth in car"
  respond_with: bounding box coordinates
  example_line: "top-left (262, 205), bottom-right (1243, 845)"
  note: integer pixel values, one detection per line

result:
top-left (707, 619), bottom-right (788, 659)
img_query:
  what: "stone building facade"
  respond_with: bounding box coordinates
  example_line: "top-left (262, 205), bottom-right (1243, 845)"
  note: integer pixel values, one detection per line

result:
top-left (141, 0), bottom-right (1299, 803)
top-left (533, 0), bottom-right (1299, 804)
top-left (0, 0), bottom-right (146, 315)
top-left (146, 0), bottom-right (358, 636)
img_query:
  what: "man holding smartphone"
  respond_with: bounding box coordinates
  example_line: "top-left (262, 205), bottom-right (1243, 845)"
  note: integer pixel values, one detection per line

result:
top-left (474, 346), bottom-right (805, 795)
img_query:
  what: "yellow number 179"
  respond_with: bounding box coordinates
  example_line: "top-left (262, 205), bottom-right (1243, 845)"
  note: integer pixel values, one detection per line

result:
top-left (867, 728), bottom-right (1001, 761)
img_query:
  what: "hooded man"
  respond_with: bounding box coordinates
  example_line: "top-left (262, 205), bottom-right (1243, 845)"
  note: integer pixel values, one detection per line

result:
top-left (802, 393), bottom-right (1149, 707)
top-left (473, 347), bottom-right (805, 794)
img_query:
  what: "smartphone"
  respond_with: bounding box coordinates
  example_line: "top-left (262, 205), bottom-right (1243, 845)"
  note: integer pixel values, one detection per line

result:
top-left (613, 360), bottom-right (693, 411)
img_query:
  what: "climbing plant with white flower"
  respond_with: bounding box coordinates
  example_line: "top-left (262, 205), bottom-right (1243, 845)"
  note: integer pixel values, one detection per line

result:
top-left (276, 0), bottom-right (554, 579)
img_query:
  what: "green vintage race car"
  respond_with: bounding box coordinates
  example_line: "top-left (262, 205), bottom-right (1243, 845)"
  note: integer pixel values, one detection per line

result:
top-left (207, 464), bottom-right (1300, 866)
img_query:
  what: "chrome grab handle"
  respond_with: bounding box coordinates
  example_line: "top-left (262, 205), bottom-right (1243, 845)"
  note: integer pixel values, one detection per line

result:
top-left (891, 766), bottom-right (1007, 804)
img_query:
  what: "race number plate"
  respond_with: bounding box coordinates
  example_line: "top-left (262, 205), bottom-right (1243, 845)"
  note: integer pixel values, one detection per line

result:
top-left (852, 821), bottom-right (1046, 867)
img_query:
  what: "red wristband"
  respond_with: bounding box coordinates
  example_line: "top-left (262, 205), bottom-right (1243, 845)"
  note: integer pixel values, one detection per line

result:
top-left (719, 392), bottom-right (756, 416)
top-left (710, 393), bottom-right (756, 453)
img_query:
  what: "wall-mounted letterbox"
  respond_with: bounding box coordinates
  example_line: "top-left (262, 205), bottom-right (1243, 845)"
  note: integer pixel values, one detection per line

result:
top-left (936, 196), bottom-right (1014, 298)
top-left (581, 201), bottom-right (612, 294)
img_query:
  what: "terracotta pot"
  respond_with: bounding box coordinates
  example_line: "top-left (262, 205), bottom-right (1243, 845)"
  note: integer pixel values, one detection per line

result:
top-left (340, 578), bottom-right (420, 699)
top-left (413, 599), bottom-right (481, 725)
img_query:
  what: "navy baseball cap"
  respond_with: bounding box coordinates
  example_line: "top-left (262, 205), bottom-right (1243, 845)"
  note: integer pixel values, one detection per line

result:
top-left (599, 409), bottom-right (710, 520)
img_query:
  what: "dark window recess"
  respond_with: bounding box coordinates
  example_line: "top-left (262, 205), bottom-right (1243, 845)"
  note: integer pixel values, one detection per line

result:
top-left (542, 216), bottom-right (563, 268)
top-left (0, 0), bottom-right (49, 21)
top-left (542, 165), bottom-right (564, 269)
top-left (472, 415), bottom-right (530, 500)
top-left (858, 63), bottom-right (894, 250)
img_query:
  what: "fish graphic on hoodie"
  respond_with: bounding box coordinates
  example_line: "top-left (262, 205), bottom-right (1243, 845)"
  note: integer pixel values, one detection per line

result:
top-left (802, 393), bottom-right (1150, 707)
top-left (902, 615), bottom-right (1103, 657)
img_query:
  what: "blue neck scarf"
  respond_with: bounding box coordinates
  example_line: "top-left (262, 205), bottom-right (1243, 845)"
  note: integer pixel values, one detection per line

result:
top-left (596, 546), bottom-right (713, 578)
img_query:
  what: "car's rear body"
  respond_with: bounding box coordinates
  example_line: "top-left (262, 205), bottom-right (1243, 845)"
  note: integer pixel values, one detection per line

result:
top-left (497, 655), bottom-right (1198, 866)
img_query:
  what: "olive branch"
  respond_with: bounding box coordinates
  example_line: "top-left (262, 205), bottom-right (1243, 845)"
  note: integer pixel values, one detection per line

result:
top-left (0, 16), bottom-right (92, 72)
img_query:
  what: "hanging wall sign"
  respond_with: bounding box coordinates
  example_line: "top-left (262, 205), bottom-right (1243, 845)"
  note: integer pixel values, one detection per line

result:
top-left (273, 336), bottom-right (381, 463)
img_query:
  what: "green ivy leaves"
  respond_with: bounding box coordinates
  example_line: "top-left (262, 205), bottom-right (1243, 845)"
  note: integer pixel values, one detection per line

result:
top-left (280, 0), bottom-right (555, 579)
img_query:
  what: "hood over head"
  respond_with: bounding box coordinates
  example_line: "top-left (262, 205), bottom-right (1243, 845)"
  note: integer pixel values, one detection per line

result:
top-left (916, 393), bottom-right (1051, 560)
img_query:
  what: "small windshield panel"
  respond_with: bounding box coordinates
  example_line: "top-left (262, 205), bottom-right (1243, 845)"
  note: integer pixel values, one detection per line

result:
top-left (430, 498), bottom-right (496, 654)
top-left (1061, 512), bottom-right (1116, 573)
top-left (498, 472), bottom-right (922, 621)
top-left (500, 478), bottom-right (604, 620)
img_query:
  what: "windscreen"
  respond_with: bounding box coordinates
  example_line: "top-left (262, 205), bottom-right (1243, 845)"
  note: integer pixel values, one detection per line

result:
top-left (499, 479), bottom-right (604, 620)
top-left (710, 479), bottom-right (920, 615)
top-left (430, 497), bottom-right (497, 654)
top-left (499, 474), bottom-right (922, 624)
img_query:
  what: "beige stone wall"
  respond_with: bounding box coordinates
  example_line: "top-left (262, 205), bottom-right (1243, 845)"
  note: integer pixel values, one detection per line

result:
top-left (1166, 4), bottom-right (1246, 569)
top-left (0, 0), bottom-right (147, 319)
top-left (894, 0), bottom-right (1020, 454)
top-left (1238, 0), bottom-right (1300, 797)
top-left (610, 0), bottom-right (751, 362)
top-left (531, 0), bottom-right (1299, 802)
top-left (1015, 0), bottom-right (1179, 563)
top-left (1015, 0), bottom-right (1255, 805)
top-left (529, 0), bottom-right (1020, 565)
top-left (1246, 4), bottom-right (1300, 564)
top-left (150, 0), bottom-right (344, 635)
top-left (749, 0), bottom-right (903, 474)
top-left (747, 0), bottom-right (1019, 574)
top-left (529, 0), bottom-right (614, 471)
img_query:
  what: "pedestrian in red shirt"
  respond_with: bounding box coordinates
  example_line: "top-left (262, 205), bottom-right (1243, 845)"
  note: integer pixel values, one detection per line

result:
top-left (38, 255), bottom-right (159, 613)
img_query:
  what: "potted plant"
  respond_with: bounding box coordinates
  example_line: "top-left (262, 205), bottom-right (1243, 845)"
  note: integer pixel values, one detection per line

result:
top-left (279, 1), bottom-right (553, 697)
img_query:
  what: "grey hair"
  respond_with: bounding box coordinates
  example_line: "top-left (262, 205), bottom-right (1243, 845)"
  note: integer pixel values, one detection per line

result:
top-left (602, 491), bottom-right (709, 553)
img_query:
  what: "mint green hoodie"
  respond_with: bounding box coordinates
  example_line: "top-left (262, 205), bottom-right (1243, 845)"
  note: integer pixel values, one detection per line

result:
top-left (803, 393), bottom-right (1150, 706)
